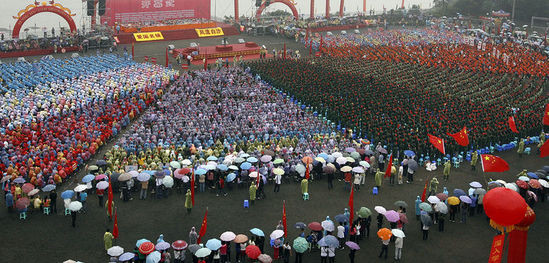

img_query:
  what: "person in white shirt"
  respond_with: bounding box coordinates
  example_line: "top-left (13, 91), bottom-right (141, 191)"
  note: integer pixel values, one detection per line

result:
top-left (327, 246), bottom-right (335, 263)
top-left (320, 246), bottom-right (328, 263)
top-left (274, 173), bottom-right (282, 193)
top-left (337, 223), bottom-right (345, 249)
top-left (395, 237), bottom-right (403, 261)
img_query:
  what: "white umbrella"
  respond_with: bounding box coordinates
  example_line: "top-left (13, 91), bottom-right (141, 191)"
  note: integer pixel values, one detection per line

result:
top-left (359, 161), bottom-right (370, 168)
top-left (332, 152), bottom-right (343, 158)
top-left (321, 220), bottom-right (335, 232)
top-left (96, 181), bottom-right (109, 190)
top-left (340, 166), bottom-right (352, 173)
top-left (336, 157), bottom-right (348, 165)
top-left (74, 184), bottom-right (87, 192)
top-left (220, 231), bottom-right (236, 242)
top-left (352, 167), bottom-right (364, 173)
top-left (270, 230), bottom-right (284, 239)
top-left (435, 202), bottom-right (448, 214)
top-left (249, 171), bottom-right (259, 178)
top-left (162, 176), bottom-right (174, 188)
top-left (181, 159), bottom-right (192, 166)
top-left (107, 246), bottom-right (124, 257)
top-left (374, 206), bottom-right (386, 214)
top-left (539, 179), bottom-right (549, 188)
top-left (427, 196), bottom-right (440, 204)
top-left (68, 201), bottom-right (82, 212)
top-left (391, 229), bottom-right (405, 238)
top-left (28, 189), bottom-right (40, 196)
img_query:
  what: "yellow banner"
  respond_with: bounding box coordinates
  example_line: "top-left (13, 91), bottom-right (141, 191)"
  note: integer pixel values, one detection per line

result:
top-left (133, 32), bottom-right (164, 42)
top-left (195, 27), bottom-right (224, 37)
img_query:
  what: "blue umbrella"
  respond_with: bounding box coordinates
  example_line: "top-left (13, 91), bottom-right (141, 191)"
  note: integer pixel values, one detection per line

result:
top-left (204, 165), bottom-right (216, 171)
top-left (136, 238), bottom-right (151, 247)
top-left (217, 164), bottom-right (228, 172)
top-left (207, 156), bottom-right (218, 161)
top-left (226, 173), bottom-right (236, 182)
top-left (318, 235), bottom-right (339, 248)
top-left (240, 162), bottom-right (252, 170)
top-left (527, 172), bottom-right (539, 179)
top-left (294, 222), bottom-right (307, 229)
top-left (318, 153), bottom-right (329, 160)
top-left (206, 238), bottom-right (222, 250)
top-left (119, 252), bottom-right (135, 261)
top-left (42, 184), bottom-right (56, 192)
top-left (334, 214), bottom-right (349, 223)
top-left (250, 228), bottom-right (265, 237)
top-left (82, 174), bottom-right (95, 183)
top-left (146, 251), bottom-right (161, 263)
top-left (404, 150), bottom-right (415, 157)
top-left (61, 190), bottom-right (75, 199)
top-left (247, 157), bottom-right (258, 163)
top-left (13, 177), bottom-right (25, 184)
top-left (195, 169), bottom-right (207, 175)
top-left (453, 189), bottom-right (466, 197)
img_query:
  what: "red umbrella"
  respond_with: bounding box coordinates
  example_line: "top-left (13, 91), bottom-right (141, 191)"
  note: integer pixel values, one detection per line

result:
top-left (308, 222), bottom-right (322, 231)
top-left (171, 240), bottom-right (188, 250)
top-left (436, 193), bottom-right (448, 201)
top-left (139, 242), bottom-right (155, 255)
top-left (516, 180), bottom-right (528, 189)
top-left (16, 197), bottom-right (30, 210)
top-left (528, 179), bottom-right (541, 189)
top-left (22, 183), bottom-right (35, 193)
top-left (245, 245), bottom-right (261, 259)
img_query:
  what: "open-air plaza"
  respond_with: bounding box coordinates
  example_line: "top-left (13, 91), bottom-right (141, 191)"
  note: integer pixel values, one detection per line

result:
top-left (1, 0), bottom-right (548, 262)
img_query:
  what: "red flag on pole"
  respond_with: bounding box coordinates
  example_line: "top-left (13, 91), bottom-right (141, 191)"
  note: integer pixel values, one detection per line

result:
top-left (421, 179), bottom-right (428, 202)
top-left (191, 168), bottom-right (195, 206)
top-left (107, 176), bottom-right (113, 218)
top-left (283, 43), bottom-right (286, 59)
top-left (282, 200), bottom-right (287, 238)
top-left (508, 116), bottom-right (519, 133)
top-left (113, 209), bottom-right (119, 239)
top-left (480, 154), bottom-right (510, 172)
top-left (197, 208), bottom-right (208, 244)
top-left (543, 103), bottom-right (549, 126)
top-left (165, 47), bottom-right (169, 68)
top-left (384, 154), bottom-right (393, 178)
top-left (305, 163), bottom-right (310, 180)
top-left (540, 139), bottom-right (549, 158)
top-left (428, 134), bottom-right (446, 154)
top-left (256, 167), bottom-right (261, 186)
top-left (348, 186), bottom-right (354, 224)
top-left (447, 126), bottom-right (469, 146)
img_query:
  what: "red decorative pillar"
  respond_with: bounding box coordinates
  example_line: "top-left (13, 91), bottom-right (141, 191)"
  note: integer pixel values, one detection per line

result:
top-left (363, 0), bottom-right (366, 13)
top-left (234, 0), bottom-right (239, 23)
top-left (339, 0), bottom-right (344, 17)
top-left (401, 0), bottom-right (404, 9)
top-left (326, 0), bottom-right (330, 19)
top-left (310, 0), bottom-right (315, 19)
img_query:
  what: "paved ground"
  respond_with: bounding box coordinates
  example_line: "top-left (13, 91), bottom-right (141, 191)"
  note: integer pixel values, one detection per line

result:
top-left (1, 33), bottom-right (548, 263)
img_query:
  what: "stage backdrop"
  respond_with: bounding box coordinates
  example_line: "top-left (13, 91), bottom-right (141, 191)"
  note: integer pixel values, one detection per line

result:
top-left (101, 0), bottom-right (210, 26)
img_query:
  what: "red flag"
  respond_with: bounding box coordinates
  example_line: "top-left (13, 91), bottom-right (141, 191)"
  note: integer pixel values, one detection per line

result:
top-left (480, 154), bottom-right (510, 172)
top-left (113, 209), bottom-right (119, 239)
top-left (107, 176), bottom-right (113, 218)
top-left (543, 103), bottom-right (549, 126)
top-left (282, 201), bottom-right (287, 238)
top-left (421, 179), bottom-right (428, 202)
top-left (197, 208), bottom-right (208, 244)
top-left (131, 42), bottom-right (134, 58)
top-left (447, 126), bottom-right (469, 146)
top-left (428, 134), bottom-right (446, 154)
top-left (508, 116), bottom-right (519, 133)
top-left (488, 234), bottom-right (505, 263)
top-left (165, 47), bottom-right (169, 68)
top-left (540, 139), bottom-right (549, 158)
top-left (348, 186), bottom-right (354, 224)
top-left (283, 43), bottom-right (287, 59)
top-left (305, 163), bottom-right (310, 180)
top-left (384, 154), bottom-right (393, 178)
top-left (191, 169), bottom-right (195, 206)
top-left (256, 167), bottom-right (261, 186)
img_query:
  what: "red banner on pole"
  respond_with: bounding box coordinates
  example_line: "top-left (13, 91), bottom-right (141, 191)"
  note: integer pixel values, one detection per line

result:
top-left (197, 208), bottom-right (208, 244)
top-left (282, 200), bottom-right (287, 237)
top-left (488, 234), bottom-right (505, 263)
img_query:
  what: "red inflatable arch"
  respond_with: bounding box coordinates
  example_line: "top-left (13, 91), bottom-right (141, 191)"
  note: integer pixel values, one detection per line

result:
top-left (256, 0), bottom-right (299, 22)
top-left (12, 3), bottom-right (77, 39)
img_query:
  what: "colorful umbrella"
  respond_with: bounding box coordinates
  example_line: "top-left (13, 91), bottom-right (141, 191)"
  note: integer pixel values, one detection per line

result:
top-left (195, 248), bottom-right (212, 258)
top-left (235, 234), bottom-right (249, 243)
top-left (377, 228), bottom-right (392, 240)
top-left (139, 241), bottom-right (155, 255)
top-left (308, 222), bottom-right (322, 231)
top-left (245, 245), bottom-right (261, 259)
top-left (447, 196), bottom-right (460, 205)
top-left (171, 240), bottom-right (188, 250)
top-left (374, 206), bottom-right (386, 214)
top-left (345, 241), bottom-right (360, 250)
top-left (358, 207), bottom-right (372, 218)
top-left (293, 237), bottom-right (308, 253)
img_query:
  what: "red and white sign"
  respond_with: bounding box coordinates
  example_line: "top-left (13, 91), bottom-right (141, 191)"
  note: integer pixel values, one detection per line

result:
top-left (102, 0), bottom-right (210, 26)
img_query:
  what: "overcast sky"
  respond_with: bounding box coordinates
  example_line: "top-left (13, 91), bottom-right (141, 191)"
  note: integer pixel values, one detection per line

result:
top-left (0, 0), bottom-right (433, 33)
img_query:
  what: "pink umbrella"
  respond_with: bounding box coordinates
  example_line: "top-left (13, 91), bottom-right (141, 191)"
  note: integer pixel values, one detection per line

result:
top-left (22, 183), bottom-right (35, 193)
top-left (398, 213), bottom-right (408, 224)
top-left (95, 174), bottom-right (107, 180)
top-left (384, 210), bottom-right (400, 222)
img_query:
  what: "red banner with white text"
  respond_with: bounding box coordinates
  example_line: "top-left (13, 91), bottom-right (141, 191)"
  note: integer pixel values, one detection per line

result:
top-left (102, 0), bottom-right (210, 26)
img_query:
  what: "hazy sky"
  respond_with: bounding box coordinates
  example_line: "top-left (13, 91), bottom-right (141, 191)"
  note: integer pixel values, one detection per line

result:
top-left (0, 0), bottom-right (433, 33)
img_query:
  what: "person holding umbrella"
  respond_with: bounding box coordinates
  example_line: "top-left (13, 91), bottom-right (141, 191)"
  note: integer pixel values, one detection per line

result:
top-left (50, 190), bottom-right (57, 213)
top-left (104, 228), bottom-right (114, 254)
top-left (249, 182), bottom-right (257, 205)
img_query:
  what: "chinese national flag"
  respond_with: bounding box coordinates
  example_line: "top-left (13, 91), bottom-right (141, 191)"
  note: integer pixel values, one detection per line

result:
top-left (107, 176), bottom-right (113, 218)
top-left (348, 186), bottom-right (354, 224)
top-left (282, 201), bottom-right (287, 238)
top-left (113, 210), bottom-right (119, 239)
top-left (428, 134), bottom-right (446, 154)
top-left (305, 163), bottom-right (310, 180)
top-left (508, 116), bottom-right (519, 133)
top-left (191, 169), bottom-right (195, 206)
top-left (543, 103), bottom-right (549, 126)
top-left (447, 127), bottom-right (469, 146)
top-left (480, 154), bottom-right (510, 172)
top-left (197, 208), bottom-right (208, 244)
top-left (384, 154), bottom-right (393, 178)
top-left (540, 139), bottom-right (549, 158)
top-left (421, 179), bottom-right (428, 202)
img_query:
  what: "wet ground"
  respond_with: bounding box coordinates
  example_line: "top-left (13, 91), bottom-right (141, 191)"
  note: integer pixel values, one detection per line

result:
top-left (1, 33), bottom-right (548, 263)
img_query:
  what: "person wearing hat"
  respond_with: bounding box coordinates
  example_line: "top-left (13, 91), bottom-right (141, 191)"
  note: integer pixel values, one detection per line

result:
top-left (470, 151), bottom-right (478, 171)
top-left (443, 160), bottom-right (451, 181)
top-left (249, 182), bottom-right (257, 205)
top-left (104, 228), bottom-right (114, 253)
top-left (517, 138), bottom-right (525, 158)
top-left (374, 168), bottom-right (383, 192)
top-left (429, 177), bottom-right (439, 197)
top-left (185, 189), bottom-right (192, 214)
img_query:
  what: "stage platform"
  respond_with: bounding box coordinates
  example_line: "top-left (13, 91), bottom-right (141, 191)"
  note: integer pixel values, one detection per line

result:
top-left (174, 42), bottom-right (264, 61)
top-left (115, 23), bottom-right (240, 44)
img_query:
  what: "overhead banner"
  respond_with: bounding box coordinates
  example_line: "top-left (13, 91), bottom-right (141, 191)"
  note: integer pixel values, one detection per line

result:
top-left (102, 0), bottom-right (211, 26)
top-left (195, 27), bottom-right (224, 37)
top-left (134, 32), bottom-right (164, 41)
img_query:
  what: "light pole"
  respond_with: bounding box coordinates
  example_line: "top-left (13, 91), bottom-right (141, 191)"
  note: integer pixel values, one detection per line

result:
top-left (512, 0), bottom-right (516, 22)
